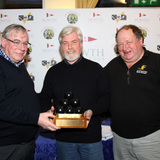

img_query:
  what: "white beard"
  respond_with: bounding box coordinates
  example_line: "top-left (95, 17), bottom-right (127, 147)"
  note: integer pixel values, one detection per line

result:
top-left (65, 53), bottom-right (80, 62)
top-left (62, 49), bottom-right (82, 63)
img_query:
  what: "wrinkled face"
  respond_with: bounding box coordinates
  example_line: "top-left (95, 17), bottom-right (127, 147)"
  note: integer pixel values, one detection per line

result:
top-left (1, 29), bottom-right (28, 64)
top-left (117, 28), bottom-right (143, 65)
top-left (61, 32), bottom-right (83, 64)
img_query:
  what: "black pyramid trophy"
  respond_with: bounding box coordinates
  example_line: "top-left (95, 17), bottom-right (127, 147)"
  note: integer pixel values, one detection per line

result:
top-left (53, 91), bottom-right (87, 128)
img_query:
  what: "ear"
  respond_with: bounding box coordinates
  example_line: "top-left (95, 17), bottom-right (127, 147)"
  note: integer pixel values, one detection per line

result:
top-left (140, 37), bottom-right (143, 45)
top-left (81, 40), bottom-right (83, 46)
top-left (1, 37), bottom-right (7, 48)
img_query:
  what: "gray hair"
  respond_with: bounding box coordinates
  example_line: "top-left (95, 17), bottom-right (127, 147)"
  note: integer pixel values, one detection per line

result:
top-left (2, 24), bottom-right (28, 39)
top-left (58, 25), bottom-right (83, 44)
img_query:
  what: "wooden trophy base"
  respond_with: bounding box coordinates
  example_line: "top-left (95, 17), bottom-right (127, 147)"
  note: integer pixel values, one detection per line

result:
top-left (53, 113), bottom-right (87, 128)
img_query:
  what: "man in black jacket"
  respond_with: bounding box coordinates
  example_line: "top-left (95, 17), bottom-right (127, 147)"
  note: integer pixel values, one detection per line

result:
top-left (39, 25), bottom-right (110, 160)
top-left (104, 24), bottom-right (160, 160)
top-left (0, 24), bottom-right (60, 160)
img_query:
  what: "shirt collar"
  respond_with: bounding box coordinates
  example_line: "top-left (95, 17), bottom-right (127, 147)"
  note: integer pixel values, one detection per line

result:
top-left (0, 48), bottom-right (24, 67)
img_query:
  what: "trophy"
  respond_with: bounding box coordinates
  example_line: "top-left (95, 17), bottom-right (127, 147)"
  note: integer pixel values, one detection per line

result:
top-left (53, 91), bottom-right (87, 128)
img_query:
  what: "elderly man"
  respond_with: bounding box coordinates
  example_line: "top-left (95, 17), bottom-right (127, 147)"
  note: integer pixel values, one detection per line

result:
top-left (0, 24), bottom-right (59, 160)
top-left (39, 25), bottom-right (110, 160)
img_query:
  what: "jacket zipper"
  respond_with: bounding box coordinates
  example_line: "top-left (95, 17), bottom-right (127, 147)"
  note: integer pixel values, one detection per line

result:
top-left (127, 69), bottom-right (131, 85)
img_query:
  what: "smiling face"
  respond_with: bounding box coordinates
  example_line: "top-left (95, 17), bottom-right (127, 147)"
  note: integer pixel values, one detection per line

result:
top-left (61, 31), bottom-right (83, 64)
top-left (117, 28), bottom-right (144, 68)
top-left (1, 29), bottom-right (28, 64)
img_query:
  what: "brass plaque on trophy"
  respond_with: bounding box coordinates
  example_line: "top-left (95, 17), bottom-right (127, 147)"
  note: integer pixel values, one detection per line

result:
top-left (53, 92), bottom-right (87, 129)
top-left (54, 114), bottom-right (87, 128)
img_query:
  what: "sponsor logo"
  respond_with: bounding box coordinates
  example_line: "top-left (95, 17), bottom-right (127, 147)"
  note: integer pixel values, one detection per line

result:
top-left (42, 12), bottom-right (57, 23)
top-left (136, 65), bottom-right (147, 74)
top-left (88, 12), bottom-right (103, 23)
top-left (139, 13), bottom-right (146, 17)
top-left (139, 27), bottom-right (148, 46)
top-left (135, 12), bottom-right (149, 23)
top-left (141, 28), bottom-right (147, 39)
top-left (27, 46), bottom-right (32, 55)
top-left (46, 44), bottom-right (54, 48)
top-left (93, 13), bottom-right (100, 17)
top-left (42, 58), bottom-right (57, 69)
top-left (46, 13), bottom-right (54, 17)
top-left (112, 12), bottom-right (127, 23)
top-left (0, 14), bottom-right (7, 18)
top-left (67, 13), bottom-right (78, 24)
top-left (138, 65), bottom-right (147, 70)
top-left (43, 29), bottom-right (54, 39)
top-left (18, 12), bottom-right (34, 23)
top-left (0, 13), bottom-right (10, 23)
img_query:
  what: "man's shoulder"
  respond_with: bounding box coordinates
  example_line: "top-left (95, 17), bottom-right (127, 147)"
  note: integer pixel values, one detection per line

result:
top-left (104, 56), bottom-right (120, 68)
top-left (146, 50), bottom-right (160, 57)
top-left (49, 60), bottom-right (64, 70)
top-left (0, 56), bottom-right (10, 68)
top-left (82, 57), bottom-right (102, 67)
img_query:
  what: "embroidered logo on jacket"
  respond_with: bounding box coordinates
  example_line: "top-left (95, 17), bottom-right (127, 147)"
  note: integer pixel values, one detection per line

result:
top-left (136, 65), bottom-right (148, 74)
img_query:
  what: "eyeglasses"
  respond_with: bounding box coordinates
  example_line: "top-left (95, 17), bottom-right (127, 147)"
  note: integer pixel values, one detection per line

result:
top-left (5, 38), bottom-right (31, 48)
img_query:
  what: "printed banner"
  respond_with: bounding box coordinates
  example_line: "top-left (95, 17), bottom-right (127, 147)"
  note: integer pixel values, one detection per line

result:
top-left (0, 8), bottom-right (160, 92)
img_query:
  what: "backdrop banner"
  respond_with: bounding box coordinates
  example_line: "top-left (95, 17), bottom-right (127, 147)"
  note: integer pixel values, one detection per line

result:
top-left (0, 8), bottom-right (160, 92)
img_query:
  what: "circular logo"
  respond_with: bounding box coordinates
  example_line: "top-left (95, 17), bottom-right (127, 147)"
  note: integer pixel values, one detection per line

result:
top-left (67, 14), bottom-right (78, 24)
top-left (43, 29), bottom-right (54, 39)
top-left (27, 46), bottom-right (32, 54)
top-left (141, 29), bottom-right (147, 39)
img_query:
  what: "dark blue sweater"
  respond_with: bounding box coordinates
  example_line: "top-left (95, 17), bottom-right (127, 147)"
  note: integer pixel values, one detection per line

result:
top-left (0, 56), bottom-right (40, 146)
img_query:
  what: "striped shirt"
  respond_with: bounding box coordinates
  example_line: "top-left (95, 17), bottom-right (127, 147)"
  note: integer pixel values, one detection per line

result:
top-left (0, 48), bottom-right (24, 67)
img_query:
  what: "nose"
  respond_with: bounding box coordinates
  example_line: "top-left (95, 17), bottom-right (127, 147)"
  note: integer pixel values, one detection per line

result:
top-left (123, 43), bottom-right (129, 51)
top-left (68, 42), bottom-right (72, 49)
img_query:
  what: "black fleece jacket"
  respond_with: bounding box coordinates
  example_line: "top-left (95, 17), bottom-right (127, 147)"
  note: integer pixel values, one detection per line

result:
top-left (104, 49), bottom-right (160, 138)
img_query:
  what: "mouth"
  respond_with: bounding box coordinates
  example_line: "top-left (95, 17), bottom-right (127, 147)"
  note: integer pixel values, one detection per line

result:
top-left (16, 52), bottom-right (25, 57)
top-left (124, 50), bottom-right (131, 53)
top-left (124, 50), bottom-right (131, 55)
top-left (67, 49), bottom-right (74, 54)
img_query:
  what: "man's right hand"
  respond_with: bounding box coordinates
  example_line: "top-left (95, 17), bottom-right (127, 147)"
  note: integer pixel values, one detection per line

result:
top-left (38, 112), bottom-right (60, 131)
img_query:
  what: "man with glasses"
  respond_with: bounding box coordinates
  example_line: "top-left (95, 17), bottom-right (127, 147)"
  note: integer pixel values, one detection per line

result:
top-left (0, 24), bottom-right (60, 160)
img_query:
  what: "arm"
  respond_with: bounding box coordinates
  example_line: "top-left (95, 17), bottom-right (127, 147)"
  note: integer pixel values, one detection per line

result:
top-left (0, 66), bottom-right (60, 132)
top-left (39, 70), bottom-right (54, 112)
top-left (0, 67), bottom-right (34, 124)
top-left (91, 66), bottom-right (110, 116)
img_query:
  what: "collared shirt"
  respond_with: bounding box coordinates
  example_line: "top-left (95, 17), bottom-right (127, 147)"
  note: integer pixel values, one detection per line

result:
top-left (0, 48), bottom-right (24, 67)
